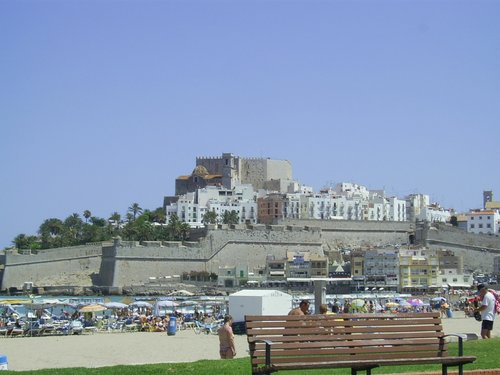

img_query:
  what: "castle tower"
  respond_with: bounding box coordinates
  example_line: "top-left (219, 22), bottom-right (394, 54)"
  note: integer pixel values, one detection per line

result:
top-left (483, 190), bottom-right (493, 209)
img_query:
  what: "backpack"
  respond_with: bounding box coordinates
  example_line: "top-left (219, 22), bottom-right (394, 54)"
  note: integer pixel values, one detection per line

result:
top-left (489, 289), bottom-right (500, 314)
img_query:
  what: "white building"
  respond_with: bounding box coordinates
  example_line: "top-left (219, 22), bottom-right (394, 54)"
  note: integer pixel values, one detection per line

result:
top-left (466, 210), bottom-right (500, 235)
top-left (406, 194), bottom-right (430, 222)
top-left (166, 185), bottom-right (258, 227)
top-left (386, 196), bottom-right (407, 222)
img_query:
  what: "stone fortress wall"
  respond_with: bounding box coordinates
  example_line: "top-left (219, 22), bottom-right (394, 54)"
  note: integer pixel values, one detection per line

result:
top-left (1, 244), bottom-right (103, 291)
top-left (1, 220), bottom-right (499, 291)
top-left (426, 223), bottom-right (500, 273)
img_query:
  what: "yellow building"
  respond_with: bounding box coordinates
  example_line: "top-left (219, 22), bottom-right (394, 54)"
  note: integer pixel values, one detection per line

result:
top-left (399, 249), bottom-right (439, 293)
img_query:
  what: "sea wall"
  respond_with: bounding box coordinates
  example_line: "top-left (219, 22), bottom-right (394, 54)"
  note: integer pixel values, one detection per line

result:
top-left (426, 223), bottom-right (500, 273)
top-left (3, 220), bottom-right (499, 292)
top-left (1, 244), bottom-right (103, 291)
top-left (99, 222), bottom-right (414, 288)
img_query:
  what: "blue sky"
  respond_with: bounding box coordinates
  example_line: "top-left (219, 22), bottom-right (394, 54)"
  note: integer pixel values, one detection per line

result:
top-left (1, 0), bottom-right (499, 249)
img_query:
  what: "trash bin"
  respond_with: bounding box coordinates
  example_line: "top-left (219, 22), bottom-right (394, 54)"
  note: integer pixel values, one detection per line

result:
top-left (167, 315), bottom-right (177, 336)
top-left (0, 355), bottom-right (8, 370)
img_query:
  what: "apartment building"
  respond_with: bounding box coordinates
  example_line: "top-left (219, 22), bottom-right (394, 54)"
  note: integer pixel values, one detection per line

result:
top-left (364, 249), bottom-right (400, 292)
top-left (165, 185), bottom-right (258, 227)
top-left (399, 249), bottom-right (439, 293)
top-left (466, 210), bottom-right (500, 235)
top-left (257, 193), bottom-right (285, 224)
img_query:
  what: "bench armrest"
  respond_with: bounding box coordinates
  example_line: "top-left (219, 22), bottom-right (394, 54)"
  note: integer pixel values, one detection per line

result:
top-left (440, 333), bottom-right (477, 357)
top-left (250, 339), bottom-right (274, 367)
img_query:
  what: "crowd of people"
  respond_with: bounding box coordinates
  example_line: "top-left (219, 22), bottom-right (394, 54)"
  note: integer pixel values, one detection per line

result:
top-left (283, 283), bottom-right (498, 340)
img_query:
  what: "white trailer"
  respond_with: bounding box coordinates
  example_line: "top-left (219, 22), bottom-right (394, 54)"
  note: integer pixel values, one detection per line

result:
top-left (228, 289), bottom-right (293, 323)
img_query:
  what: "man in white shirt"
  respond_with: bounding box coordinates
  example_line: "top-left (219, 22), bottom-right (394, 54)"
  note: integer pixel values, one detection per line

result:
top-left (475, 283), bottom-right (496, 339)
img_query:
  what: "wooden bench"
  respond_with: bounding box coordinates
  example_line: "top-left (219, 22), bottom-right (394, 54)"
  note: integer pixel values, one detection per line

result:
top-left (245, 312), bottom-right (476, 375)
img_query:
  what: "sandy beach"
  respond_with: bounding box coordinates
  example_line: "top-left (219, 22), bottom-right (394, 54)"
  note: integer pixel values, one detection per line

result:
top-left (1, 315), bottom-right (497, 371)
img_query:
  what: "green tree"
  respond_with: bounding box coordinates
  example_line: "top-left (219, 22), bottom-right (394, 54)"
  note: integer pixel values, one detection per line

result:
top-left (13, 234), bottom-right (39, 250)
top-left (63, 213), bottom-right (84, 245)
top-left (151, 207), bottom-right (166, 224)
top-left (449, 216), bottom-right (458, 227)
top-left (135, 216), bottom-right (153, 241)
top-left (179, 222), bottom-right (191, 241)
top-left (89, 216), bottom-right (106, 227)
top-left (109, 212), bottom-right (121, 227)
top-left (166, 213), bottom-right (181, 239)
top-left (222, 210), bottom-right (239, 225)
top-left (166, 213), bottom-right (190, 240)
top-left (39, 218), bottom-right (64, 248)
top-left (128, 203), bottom-right (143, 220)
top-left (202, 210), bottom-right (218, 225)
top-left (83, 210), bottom-right (92, 223)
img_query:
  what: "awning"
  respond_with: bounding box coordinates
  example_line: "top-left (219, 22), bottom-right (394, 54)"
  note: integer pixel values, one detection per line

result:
top-left (269, 271), bottom-right (285, 276)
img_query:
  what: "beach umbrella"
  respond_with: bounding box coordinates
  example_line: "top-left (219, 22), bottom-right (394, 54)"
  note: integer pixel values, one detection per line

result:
top-left (79, 304), bottom-right (106, 313)
top-left (407, 298), bottom-right (424, 306)
top-left (168, 290), bottom-right (194, 296)
top-left (155, 300), bottom-right (179, 308)
top-left (431, 297), bottom-right (446, 303)
top-left (104, 302), bottom-right (128, 310)
top-left (129, 301), bottom-right (153, 308)
top-left (350, 299), bottom-right (365, 309)
top-left (398, 300), bottom-right (411, 307)
top-left (385, 302), bottom-right (399, 308)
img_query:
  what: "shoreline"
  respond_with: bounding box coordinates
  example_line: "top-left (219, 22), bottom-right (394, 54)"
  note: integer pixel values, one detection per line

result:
top-left (1, 315), bottom-right (497, 371)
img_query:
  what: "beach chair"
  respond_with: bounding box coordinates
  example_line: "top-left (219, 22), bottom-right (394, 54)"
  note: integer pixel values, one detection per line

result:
top-left (194, 320), bottom-right (222, 335)
top-left (69, 320), bottom-right (84, 335)
top-left (23, 321), bottom-right (45, 337)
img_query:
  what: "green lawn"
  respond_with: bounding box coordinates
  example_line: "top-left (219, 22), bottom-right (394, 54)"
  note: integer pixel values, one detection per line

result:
top-left (6, 338), bottom-right (499, 375)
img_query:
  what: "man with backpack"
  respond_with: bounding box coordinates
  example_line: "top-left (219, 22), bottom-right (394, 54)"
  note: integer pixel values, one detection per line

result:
top-left (474, 283), bottom-right (497, 339)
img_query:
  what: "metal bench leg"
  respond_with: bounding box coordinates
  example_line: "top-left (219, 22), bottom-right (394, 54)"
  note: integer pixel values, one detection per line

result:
top-left (351, 368), bottom-right (373, 375)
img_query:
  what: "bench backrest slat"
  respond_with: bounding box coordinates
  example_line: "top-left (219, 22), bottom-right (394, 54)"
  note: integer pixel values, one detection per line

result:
top-left (246, 312), bottom-right (448, 370)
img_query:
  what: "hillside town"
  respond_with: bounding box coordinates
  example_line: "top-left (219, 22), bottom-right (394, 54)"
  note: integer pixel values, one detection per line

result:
top-left (1, 152), bottom-right (499, 296)
top-left (165, 153), bottom-right (500, 233)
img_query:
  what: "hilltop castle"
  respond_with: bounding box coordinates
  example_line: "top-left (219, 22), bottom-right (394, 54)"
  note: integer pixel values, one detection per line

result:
top-left (174, 152), bottom-right (297, 195)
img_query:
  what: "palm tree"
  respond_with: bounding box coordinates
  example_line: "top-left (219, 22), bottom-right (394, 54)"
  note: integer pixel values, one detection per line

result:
top-left (38, 218), bottom-right (64, 248)
top-left (166, 213), bottom-right (182, 240)
top-left (83, 210), bottom-right (92, 223)
top-left (179, 222), bottom-right (191, 241)
top-left (128, 203), bottom-right (143, 220)
top-left (202, 210), bottom-right (218, 225)
top-left (13, 234), bottom-right (39, 250)
top-left (63, 213), bottom-right (84, 245)
top-left (109, 212), bottom-right (121, 226)
top-left (151, 207), bottom-right (166, 224)
top-left (222, 210), bottom-right (240, 225)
